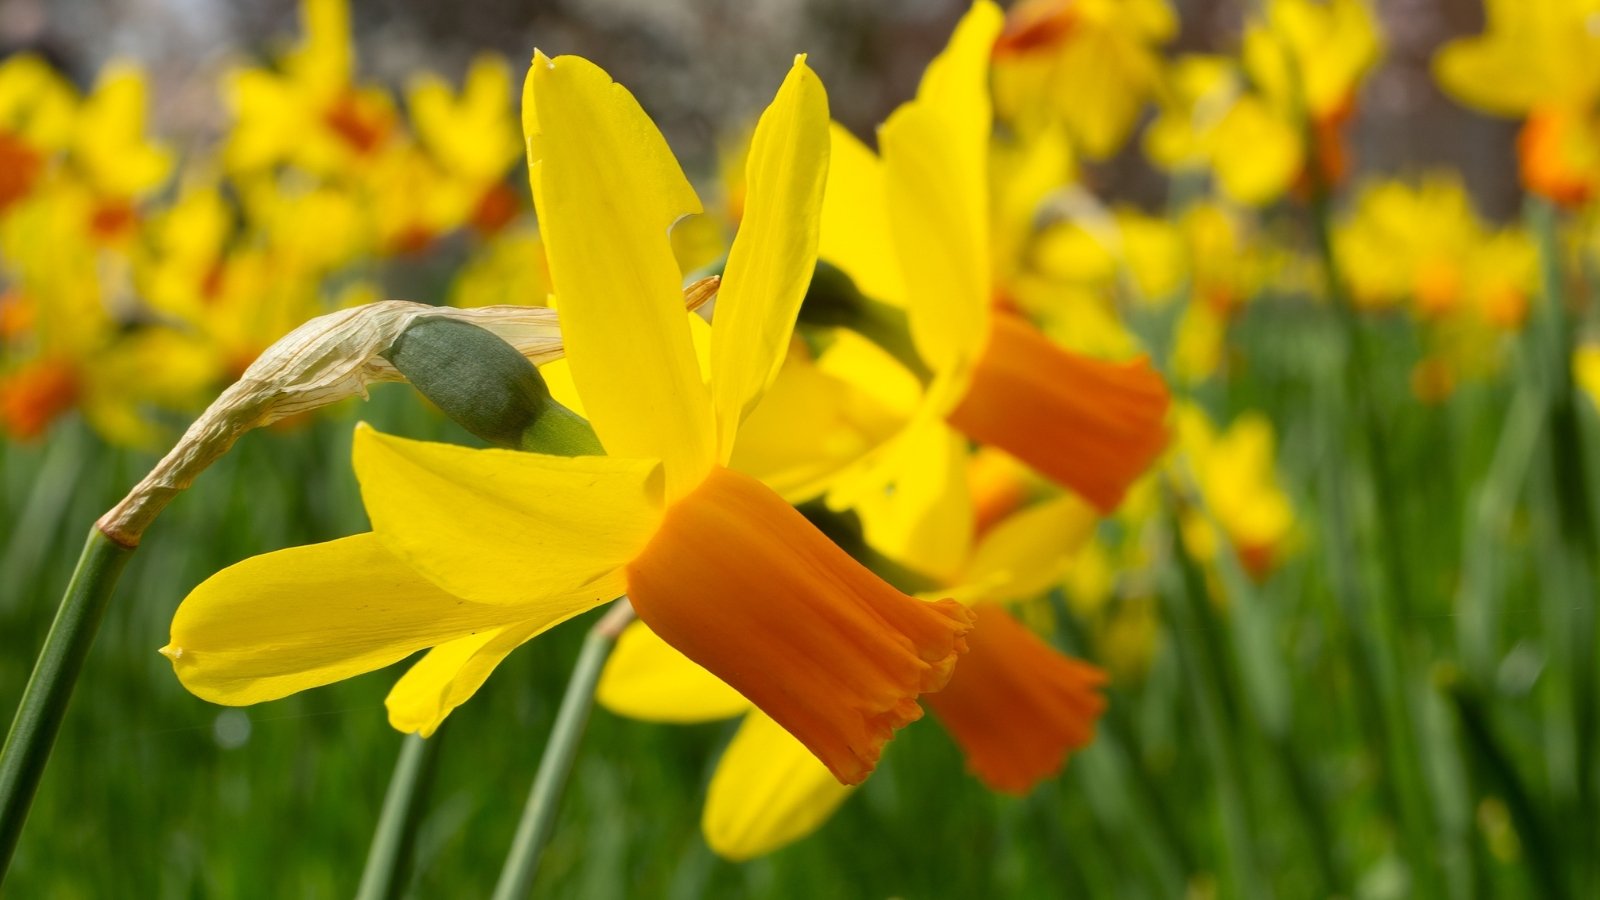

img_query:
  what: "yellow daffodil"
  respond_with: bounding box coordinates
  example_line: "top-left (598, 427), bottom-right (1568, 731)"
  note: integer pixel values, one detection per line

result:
top-left (828, 0), bottom-right (1169, 514)
top-left (69, 63), bottom-right (172, 226)
top-left (990, 0), bottom-right (1176, 159)
top-left (407, 54), bottom-right (523, 236)
top-left (165, 53), bottom-right (975, 786)
top-left (224, 0), bottom-right (396, 177)
top-left (1434, 0), bottom-right (1600, 205)
top-left (1146, 0), bottom-right (1380, 205)
top-left (599, 431), bottom-right (1104, 859)
top-left (1337, 174), bottom-right (1535, 327)
top-left (1174, 405), bottom-right (1294, 578)
top-left (0, 54), bottom-right (76, 216)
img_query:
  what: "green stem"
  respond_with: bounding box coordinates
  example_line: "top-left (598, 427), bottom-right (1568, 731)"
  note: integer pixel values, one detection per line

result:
top-left (0, 528), bottom-right (135, 882)
top-left (356, 730), bottom-right (447, 900)
top-left (1307, 185), bottom-right (1441, 893)
top-left (1527, 197), bottom-right (1597, 894)
top-left (1170, 490), bottom-right (1342, 895)
top-left (492, 600), bottom-right (634, 900)
top-left (1444, 675), bottom-right (1568, 900)
top-left (1162, 511), bottom-right (1269, 900)
top-left (1047, 589), bottom-right (1196, 883)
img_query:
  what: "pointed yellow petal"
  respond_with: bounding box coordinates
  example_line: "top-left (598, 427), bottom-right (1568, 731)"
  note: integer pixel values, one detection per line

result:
top-left (852, 421), bottom-right (973, 585)
top-left (165, 534), bottom-right (518, 706)
top-left (386, 614), bottom-right (560, 737)
top-left (524, 53), bottom-right (715, 498)
top-left (353, 424), bottom-right (659, 606)
top-left (702, 710), bottom-right (856, 860)
top-left (820, 124), bottom-right (903, 306)
top-left (961, 494), bottom-right (1099, 603)
top-left (879, 0), bottom-right (1003, 377)
top-left (596, 621), bottom-right (750, 723)
top-left (711, 56), bottom-right (830, 458)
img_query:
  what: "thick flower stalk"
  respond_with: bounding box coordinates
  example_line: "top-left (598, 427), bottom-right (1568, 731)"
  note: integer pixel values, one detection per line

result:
top-left (165, 53), bottom-right (973, 786)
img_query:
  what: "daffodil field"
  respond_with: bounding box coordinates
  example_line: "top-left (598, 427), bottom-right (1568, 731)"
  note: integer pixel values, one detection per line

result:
top-left (3, 0), bottom-right (1599, 896)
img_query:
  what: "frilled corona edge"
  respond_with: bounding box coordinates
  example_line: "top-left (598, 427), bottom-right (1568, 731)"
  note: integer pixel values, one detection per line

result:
top-left (625, 465), bottom-right (976, 785)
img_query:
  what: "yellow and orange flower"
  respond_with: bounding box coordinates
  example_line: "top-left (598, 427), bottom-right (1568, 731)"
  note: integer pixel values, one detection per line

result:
top-left (165, 53), bottom-right (973, 786)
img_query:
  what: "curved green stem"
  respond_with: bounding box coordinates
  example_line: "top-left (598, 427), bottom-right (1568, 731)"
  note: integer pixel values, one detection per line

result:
top-left (356, 731), bottom-right (446, 900)
top-left (0, 528), bottom-right (134, 883)
top-left (492, 600), bottom-right (634, 900)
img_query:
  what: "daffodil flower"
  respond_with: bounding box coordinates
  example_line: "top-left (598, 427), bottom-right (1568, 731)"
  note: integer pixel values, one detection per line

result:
top-left (828, 0), bottom-right (1169, 514)
top-left (224, 0), bottom-right (396, 176)
top-left (990, 0), bottom-right (1176, 159)
top-left (1173, 405), bottom-right (1294, 579)
top-left (1434, 0), bottom-right (1600, 205)
top-left (599, 430), bottom-right (1104, 859)
top-left (1145, 0), bottom-right (1380, 205)
top-left (164, 53), bottom-right (974, 786)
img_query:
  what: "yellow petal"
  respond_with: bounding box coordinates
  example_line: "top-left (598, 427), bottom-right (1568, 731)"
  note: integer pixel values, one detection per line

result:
top-left (711, 56), bottom-right (830, 457)
top-left (165, 534), bottom-right (519, 705)
top-left (852, 421), bottom-right (973, 585)
top-left (702, 710), bottom-right (856, 860)
top-left (353, 423), bottom-right (660, 606)
top-left (819, 123), bottom-right (903, 306)
top-left (524, 53), bottom-right (715, 498)
top-left (730, 341), bottom-right (908, 504)
top-left (596, 621), bottom-right (750, 723)
top-left (879, 0), bottom-right (1003, 376)
top-left (386, 614), bottom-right (560, 737)
top-left (960, 494), bottom-right (1099, 603)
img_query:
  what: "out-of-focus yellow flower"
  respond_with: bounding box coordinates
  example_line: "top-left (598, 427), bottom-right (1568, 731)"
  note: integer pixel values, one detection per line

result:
top-left (407, 54), bottom-right (524, 236)
top-left (1574, 344), bottom-right (1600, 411)
top-left (600, 431), bottom-right (1104, 860)
top-left (1146, 0), bottom-right (1380, 205)
top-left (991, 0), bottom-right (1176, 159)
top-left (167, 54), bottom-right (978, 788)
top-left (1174, 405), bottom-right (1294, 579)
top-left (1336, 174), bottom-right (1536, 333)
top-left (0, 54), bottom-right (77, 215)
top-left (70, 64), bottom-right (173, 210)
top-left (448, 224), bottom-right (551, 308)
top-left (224, 0), bottom-right (396, 176)
top-left (1434, 0), bottom-right (1600, 206)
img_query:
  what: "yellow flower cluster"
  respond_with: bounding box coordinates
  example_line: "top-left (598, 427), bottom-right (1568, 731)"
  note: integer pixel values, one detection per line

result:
top-left (0, 0), bottom-right (532, 445)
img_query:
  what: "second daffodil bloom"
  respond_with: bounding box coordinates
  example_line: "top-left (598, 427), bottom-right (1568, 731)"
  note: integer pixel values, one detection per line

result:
top-left (598, 431), bottom-right (1105, 860)
top-left (850, 0), bottom-right (1168, 513)
top-left (165, 53), bottom-right (974, 786)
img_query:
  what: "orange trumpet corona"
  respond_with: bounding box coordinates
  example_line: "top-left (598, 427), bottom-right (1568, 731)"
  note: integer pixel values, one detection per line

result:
top-left (625, 465), bottom-right (976, 785)
top-left (947, 311), bottom-right (1170, 513)
top-left (925, 602), bottom-right (1106, 794)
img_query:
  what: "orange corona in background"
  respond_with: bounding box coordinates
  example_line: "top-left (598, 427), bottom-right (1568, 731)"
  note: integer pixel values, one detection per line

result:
top-left (625, 465), bottom-right (976, 785)
top-left (0, 359), bottom-right (81, 440)
top-left (992, 0), bottom-right (1079, 56)
top-left (925, 602), bottom-right (1106, 794)
top-left (1518, 107), bottom-right (1598, 208)
top-left (0, 133), bottom-right (42, 212)
top-left (947, 311), bottom-right (1170, 513)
